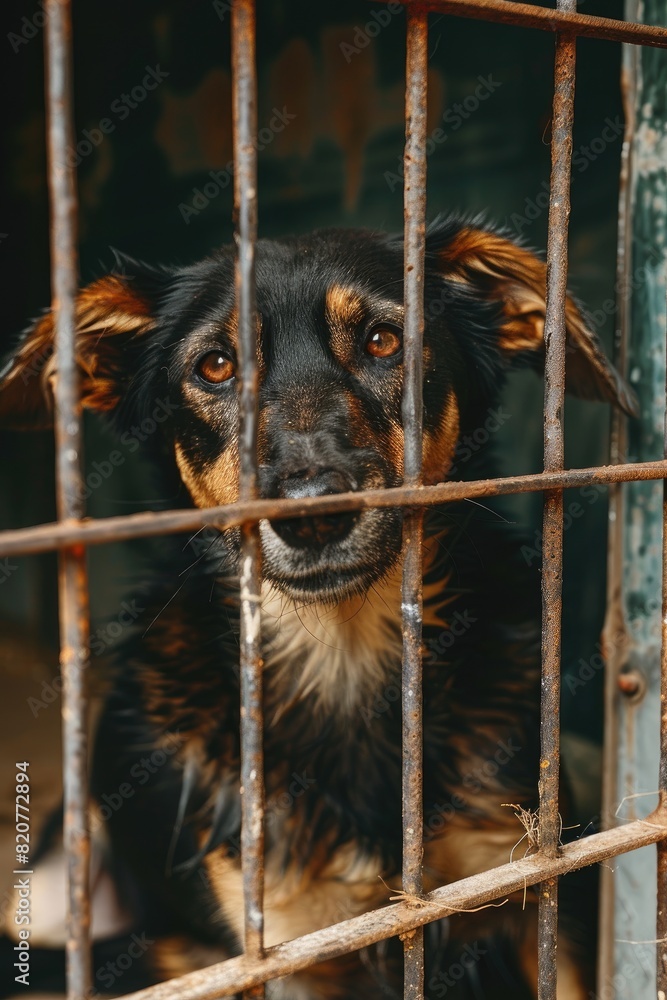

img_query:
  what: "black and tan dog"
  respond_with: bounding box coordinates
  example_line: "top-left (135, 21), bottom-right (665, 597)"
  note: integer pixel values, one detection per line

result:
top-left (0, 218), bottom-right (635, 998)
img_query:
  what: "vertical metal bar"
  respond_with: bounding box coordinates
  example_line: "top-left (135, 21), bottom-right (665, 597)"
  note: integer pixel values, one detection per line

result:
top-left (538, 2), bottom-right (576, 997)
top-left (44, 3), bottom-right (91, 998)
top-left (658, 291), bottom-right (667, 998)
top-left (598, 11), bottom-right (638, 986)
top-left (402, 10), bottom-right (428, 999)
top-left (232, 2), bottom-right (264, 997)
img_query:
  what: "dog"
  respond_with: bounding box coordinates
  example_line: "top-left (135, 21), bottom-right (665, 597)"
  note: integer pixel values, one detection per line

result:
top-left (0, 216), bottom-right (635, 999)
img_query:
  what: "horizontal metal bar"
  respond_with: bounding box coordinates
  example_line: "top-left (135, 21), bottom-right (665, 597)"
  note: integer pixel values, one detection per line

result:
top-left (116, 814), bottom-right (667, 1000)
top-left (373, 0), bottom-right (667, 48)
top-left (0, 460), bottom-right (665, 559)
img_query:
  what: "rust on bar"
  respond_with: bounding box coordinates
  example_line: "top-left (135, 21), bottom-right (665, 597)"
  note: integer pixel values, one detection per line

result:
top-left (538, 3), bottom-right (576, 996)
top-left (1, 461), bottom-right (667, 559)
top-left (44, 2), bottom-right (92, 997)
top-left (598, 30), bottom-right (638, 988)
top-left (658, 291), bottom-right (667, 995)
top-left (370, 0), bottom-right (667, 49)
top-left (540, 1), bottom-right (575, 860)
top-left (115, 815), bottom-right (667, 1000)
top-left (231, 0), bottom-right (264, 993)
top-left (402, 8), bottom-right (427, 491)
top-left (597, 29), bottom-right (641, 983)
top-left (401, 8), bottom-right (428, 997)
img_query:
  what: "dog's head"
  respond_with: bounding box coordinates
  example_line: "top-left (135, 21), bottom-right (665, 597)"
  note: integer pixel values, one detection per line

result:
top-left (0, 218), bottom-right (635, 602)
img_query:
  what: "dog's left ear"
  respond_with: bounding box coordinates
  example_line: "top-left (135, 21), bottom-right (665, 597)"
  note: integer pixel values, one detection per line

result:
top-left (427, 220), bottom-right (638, 417)
top-left (0, 255), bottom-right (168, 429)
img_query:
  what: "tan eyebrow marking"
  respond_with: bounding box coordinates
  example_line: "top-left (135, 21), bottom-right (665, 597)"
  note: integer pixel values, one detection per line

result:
top-left (325, 284), bottom-right (366, 367)
top-left (212, 308), bottom-right (265, 377)
top-left (223, 306), bottom-right (238, 348)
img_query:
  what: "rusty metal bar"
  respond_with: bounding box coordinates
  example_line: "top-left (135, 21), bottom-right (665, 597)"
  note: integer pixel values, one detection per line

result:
top-left (401, 10), bottom-right (428, 996)
top-left (658, 294), bottom-right (667, 995)
top-left (598, 18), bottom-right (638, 987)
top-left (540, 8), bottom-right (575, 856)
top-left (114, 815), bottom-right (667, 1000)
top-left (231, 0), bottom-right (264, 992)
top-left (537, 5), bottom-right (576, 996)
top-left (44, 3), bottom-right (92, 998)
top-left (369, 0), bottom-right (667, 49)
top-left (2, 461), bottom-right (667, 559)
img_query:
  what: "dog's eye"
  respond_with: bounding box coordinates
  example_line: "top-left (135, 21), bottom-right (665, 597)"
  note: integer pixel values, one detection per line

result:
top-left (365, 325), bottom-right (403, 359)
top-left (195, 351), bottom-right (235, 385)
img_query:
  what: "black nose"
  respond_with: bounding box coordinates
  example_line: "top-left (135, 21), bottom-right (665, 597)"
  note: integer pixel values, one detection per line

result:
top-left (270, 469), bottom-right (358, 549)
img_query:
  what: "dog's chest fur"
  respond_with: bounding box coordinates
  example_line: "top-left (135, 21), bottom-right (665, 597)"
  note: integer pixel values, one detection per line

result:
top-left (98, 517), bottom-right (541, 956)
top-left (260, 574), bottom-right (403, 715)
top-left (202, 570), bottom-right (452, 947)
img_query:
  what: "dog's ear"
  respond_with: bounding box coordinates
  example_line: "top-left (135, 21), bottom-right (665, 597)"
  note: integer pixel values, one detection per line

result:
top-left (427, 219), bottom-right (638, 417)
top-left (0, 255), bottom-right (169, 429)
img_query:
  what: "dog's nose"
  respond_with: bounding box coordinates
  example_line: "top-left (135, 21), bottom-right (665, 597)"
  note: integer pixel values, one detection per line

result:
top-left (270, 469), bottom-right (359, 549)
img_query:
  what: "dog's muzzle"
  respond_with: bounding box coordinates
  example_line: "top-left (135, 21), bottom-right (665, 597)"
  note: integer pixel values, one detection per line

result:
top-left (270, 468), bottom-right (359, 550)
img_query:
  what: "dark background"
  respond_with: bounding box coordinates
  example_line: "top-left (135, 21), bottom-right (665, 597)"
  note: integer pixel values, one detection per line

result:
top-left (0, 0), bottom-right (625, 748)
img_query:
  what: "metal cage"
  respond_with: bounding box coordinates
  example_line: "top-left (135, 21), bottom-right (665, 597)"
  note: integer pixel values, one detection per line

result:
top-left (3, 1), bottom-right (667, 998)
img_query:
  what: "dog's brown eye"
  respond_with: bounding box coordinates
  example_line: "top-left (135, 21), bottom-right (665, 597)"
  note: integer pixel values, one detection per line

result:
top-left (365, 326), bottom-right (402, 359)
top-left (196, 351), bottom-right (235, 385)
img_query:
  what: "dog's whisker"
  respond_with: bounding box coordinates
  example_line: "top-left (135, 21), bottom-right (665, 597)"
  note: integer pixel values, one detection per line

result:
top-left (462, 496), bottom-right (511, 522)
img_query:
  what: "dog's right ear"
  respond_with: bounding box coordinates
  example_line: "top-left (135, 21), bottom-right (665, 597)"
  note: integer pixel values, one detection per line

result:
top-left (0, 256), bottom-right (168, 429)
